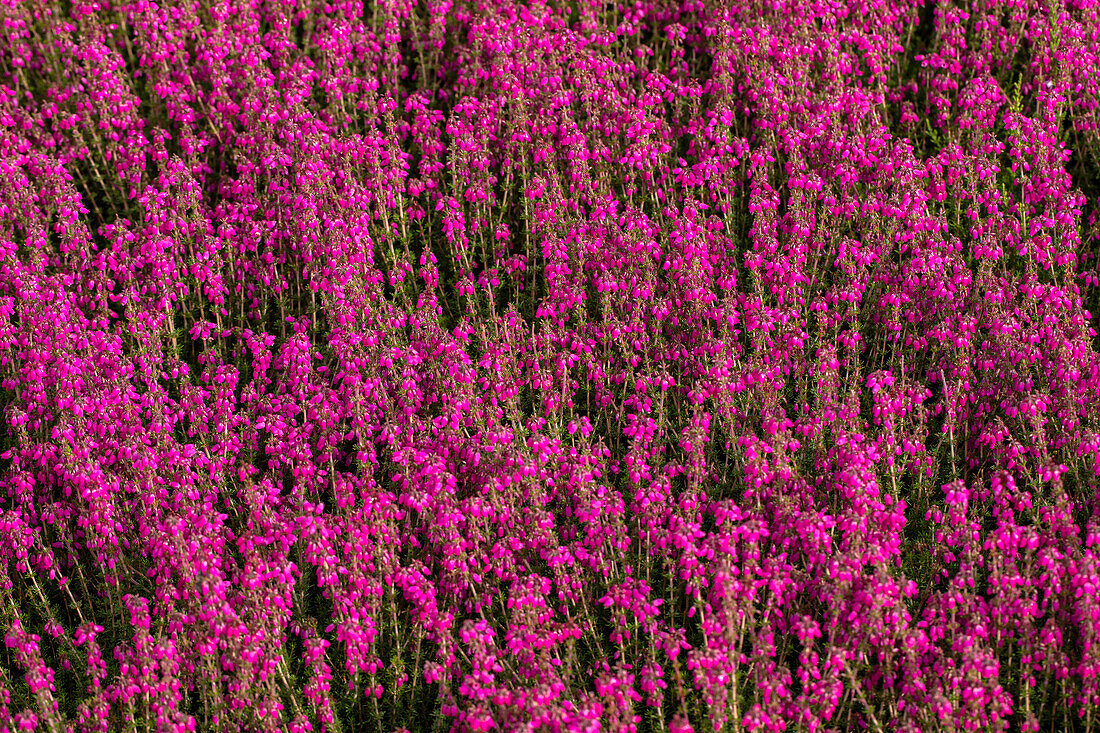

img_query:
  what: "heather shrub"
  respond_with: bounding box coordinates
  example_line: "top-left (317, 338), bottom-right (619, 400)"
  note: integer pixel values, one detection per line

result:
top-left (1, 0), bottom-right (1100, 731)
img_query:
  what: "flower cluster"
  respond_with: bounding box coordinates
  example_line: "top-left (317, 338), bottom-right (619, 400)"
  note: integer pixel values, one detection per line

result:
top-left (0, 0), bottom-right (1100, 730)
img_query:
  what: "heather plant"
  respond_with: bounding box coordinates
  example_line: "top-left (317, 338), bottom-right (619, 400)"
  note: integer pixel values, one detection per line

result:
top-left (3, 0), bottom-right (1100, 731)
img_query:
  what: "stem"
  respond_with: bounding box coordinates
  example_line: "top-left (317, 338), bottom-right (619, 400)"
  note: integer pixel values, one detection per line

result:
top-left (843, 661), bottom-right (885, 733)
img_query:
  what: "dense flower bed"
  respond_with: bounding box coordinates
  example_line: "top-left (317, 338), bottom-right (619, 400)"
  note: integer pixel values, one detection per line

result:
top-left (2, 0), bottom-right (1100, 730)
